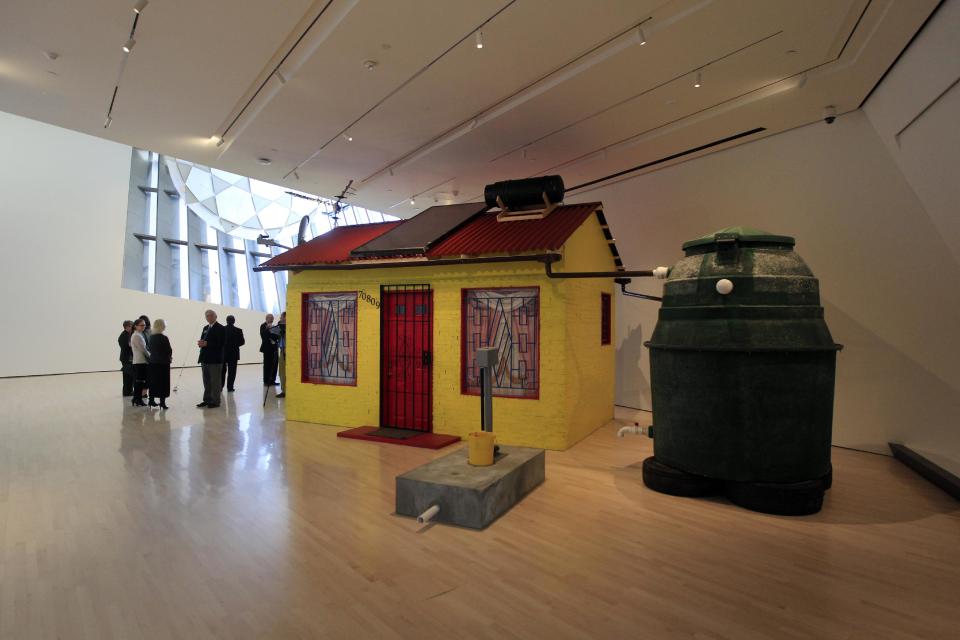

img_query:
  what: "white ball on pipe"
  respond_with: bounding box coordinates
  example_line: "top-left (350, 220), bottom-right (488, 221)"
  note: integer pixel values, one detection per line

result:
top-left (716, 278), bottom-right (734, 295)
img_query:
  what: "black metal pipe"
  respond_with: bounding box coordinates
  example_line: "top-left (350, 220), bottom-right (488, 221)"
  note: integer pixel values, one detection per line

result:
top-left (614, 277), bottom-right (662, 302)
top-left (542, 256), bottom-right (654, 279)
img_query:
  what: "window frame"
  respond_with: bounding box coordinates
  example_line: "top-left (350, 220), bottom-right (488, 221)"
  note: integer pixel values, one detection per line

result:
top-left (301, 291), bottom-right (359, 387)
top-left (460, 285), bottom-right (541, 400)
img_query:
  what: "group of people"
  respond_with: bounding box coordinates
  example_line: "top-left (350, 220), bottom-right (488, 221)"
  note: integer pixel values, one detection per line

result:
top-left (118, 315), bottom-right (172, 409)
top-left (118, 310), bottom-right (287, 410)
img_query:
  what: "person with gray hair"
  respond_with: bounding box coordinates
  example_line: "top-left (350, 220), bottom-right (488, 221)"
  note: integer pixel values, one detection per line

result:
top-left (196, 309), bottom-right (225, 408)
top-left (148, 318), bottom-right (172, 410)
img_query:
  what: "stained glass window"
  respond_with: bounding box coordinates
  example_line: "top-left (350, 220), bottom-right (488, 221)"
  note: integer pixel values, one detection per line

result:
top-left (303, 292), bottom-right (358, 385)
top-left (462, 287), bottom-right (539, 398)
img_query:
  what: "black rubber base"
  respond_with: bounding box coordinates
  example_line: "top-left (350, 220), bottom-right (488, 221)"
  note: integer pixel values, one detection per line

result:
top-left (725, 477), bottom-right (827, 516)
top-left (642, 457), bottom-right (832, 516)
top-left (641, 457), bottom-right (724, 497)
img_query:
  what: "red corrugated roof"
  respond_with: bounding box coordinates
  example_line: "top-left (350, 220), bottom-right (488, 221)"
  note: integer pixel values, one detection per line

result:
top-left (259, 203), bottom-right (601, 269)
top-left (427, 203), bottom-right (599, 257)
top-left (261, 221), bottom-right (402, 267)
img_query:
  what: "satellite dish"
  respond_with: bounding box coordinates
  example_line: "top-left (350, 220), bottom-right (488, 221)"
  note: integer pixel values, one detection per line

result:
top-left (297, 215), bottom-right (310, 245)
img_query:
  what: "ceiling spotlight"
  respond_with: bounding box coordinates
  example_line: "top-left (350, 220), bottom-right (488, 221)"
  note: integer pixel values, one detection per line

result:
top-left (362, 59), bottom-right (378, 71)
top-left (209, 135), bottom-right (222, 145)
top-left (475, 31), bottom-right (483, 49)
top-left (694, 70), bottom-right (702, 88)
top-left (257, 157), bottom-right (272, 166)
top-left (638, 27), bottom-right (647, 46)
top-left (104, 115), bottom-right (112, 129)
top-left (293, 171), bottom-right (301, 181)
top-left (122, 38), bottom-right (136, 53)
top-left (409, 197), bottom-right (416, 205)
top-left (133, 0), bottom-right (149, 14)
top-left (343, 133), bottom-right (353, 142)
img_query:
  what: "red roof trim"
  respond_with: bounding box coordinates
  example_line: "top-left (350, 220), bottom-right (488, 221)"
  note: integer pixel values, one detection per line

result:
top-left (259, 203), bottom-right (604, 270)
top-left (260, 221), bottom-right (402, 268)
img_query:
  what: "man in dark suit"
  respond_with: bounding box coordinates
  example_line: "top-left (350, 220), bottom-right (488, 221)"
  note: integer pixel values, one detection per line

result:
top-left (197, 309), bottom-right (226, 408)
top-left (259, 313), bottom-right (279, 388)
top-left (221, 315), bottom-right (245, 392)
top-left (118, 320), bottom-right (134, 396)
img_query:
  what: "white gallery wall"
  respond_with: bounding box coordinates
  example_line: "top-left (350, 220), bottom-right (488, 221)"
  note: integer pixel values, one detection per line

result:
top-left (0, 110), bottom-right (267, 378)
top-left (569, 0), bottom-right (960, 472)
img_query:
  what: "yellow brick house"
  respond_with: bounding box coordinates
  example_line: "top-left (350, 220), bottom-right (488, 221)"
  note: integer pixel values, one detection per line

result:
top-left (259, 201), bottom-right (623, 450)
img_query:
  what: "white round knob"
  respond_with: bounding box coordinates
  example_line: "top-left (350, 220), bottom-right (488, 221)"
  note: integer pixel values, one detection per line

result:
top-left (716, 278), bottom-right (734, 295)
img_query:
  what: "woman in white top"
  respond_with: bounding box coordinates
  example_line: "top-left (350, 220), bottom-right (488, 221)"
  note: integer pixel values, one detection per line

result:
top-left (130, 318), bottom-right (151, 407)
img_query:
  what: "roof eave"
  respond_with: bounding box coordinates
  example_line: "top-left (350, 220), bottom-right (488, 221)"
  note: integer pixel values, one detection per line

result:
top-left (253, 253), bottom-right (563, 272)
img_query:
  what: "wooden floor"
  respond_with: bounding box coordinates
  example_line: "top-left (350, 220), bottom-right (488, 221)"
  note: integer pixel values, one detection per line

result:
top-left (0, 368), bottom-right (957, 639)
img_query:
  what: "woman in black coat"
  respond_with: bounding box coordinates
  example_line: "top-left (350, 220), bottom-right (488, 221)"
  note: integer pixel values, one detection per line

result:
top-left (148, 318), bottom-right (173, 410)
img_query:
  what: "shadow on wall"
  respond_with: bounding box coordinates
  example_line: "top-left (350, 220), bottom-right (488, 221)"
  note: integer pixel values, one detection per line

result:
top-left (615, 321), bottom-right (650, 410)
top-left (826, 301), bottom-right (960, 473)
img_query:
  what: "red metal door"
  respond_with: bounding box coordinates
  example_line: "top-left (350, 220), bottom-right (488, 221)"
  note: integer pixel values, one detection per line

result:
top-left (381, 286), bottom-right (433, 431)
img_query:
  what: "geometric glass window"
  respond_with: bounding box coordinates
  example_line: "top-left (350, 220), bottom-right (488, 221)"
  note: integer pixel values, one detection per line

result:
top-left (461, 287), bottom-right (539, 399)
top-left (601, 292), bottom-right (611, 345)
top-left (302, 292), bottom-right (358, 385)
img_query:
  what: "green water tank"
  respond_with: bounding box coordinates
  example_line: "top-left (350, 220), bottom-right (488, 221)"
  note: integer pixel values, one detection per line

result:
top-left (643, 228), bottom-right (842, 515)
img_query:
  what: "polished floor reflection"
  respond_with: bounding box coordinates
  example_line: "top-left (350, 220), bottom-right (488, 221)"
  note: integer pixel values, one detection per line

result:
top-left (1, 367), bottom-right (958, 639)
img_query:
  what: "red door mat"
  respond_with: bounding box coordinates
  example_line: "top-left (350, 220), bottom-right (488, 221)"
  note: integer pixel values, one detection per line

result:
top-left (337, 427), bottom-right (460, 450)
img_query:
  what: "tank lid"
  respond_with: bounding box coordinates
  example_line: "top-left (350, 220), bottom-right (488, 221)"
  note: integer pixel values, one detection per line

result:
top-left (681, 226), bottom-right (795, 251)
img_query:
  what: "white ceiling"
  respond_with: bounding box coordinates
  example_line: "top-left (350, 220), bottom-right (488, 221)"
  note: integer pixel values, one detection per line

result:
top-left (0, 0), bottom-right (939, 216)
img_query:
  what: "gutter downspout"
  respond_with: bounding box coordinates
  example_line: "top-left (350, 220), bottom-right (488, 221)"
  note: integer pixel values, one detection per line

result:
top-left (541, 255), bottom-right (668, 301)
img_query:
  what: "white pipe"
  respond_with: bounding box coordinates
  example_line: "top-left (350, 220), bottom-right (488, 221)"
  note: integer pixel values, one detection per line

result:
top-left (417, 505), bottom-right (440, 524)
top-left (618, 425), bottom-right (647, 438)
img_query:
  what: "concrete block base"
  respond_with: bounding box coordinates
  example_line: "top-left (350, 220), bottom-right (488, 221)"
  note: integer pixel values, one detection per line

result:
top-left (396, 445), bottom-right (545, 529)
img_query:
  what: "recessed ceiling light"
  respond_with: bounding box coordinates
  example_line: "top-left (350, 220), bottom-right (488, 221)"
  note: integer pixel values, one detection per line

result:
top-left (475, 31), bottom-right (483, 49)
top-left (133, 0), bottom-right (149, 14)
top-left (43, 51), bottom-right (60, 61)
top-left (122, 38), bottom-right (136, 53)
top-left (257, 157), bottom-right (272, 166)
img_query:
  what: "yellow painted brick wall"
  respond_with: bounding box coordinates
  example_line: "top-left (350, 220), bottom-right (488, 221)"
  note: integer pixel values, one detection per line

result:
top-left (282, 214), bottom-right (616, 450)
top-left (285, 262), bottom-right (570, 448)
top-left (555, 216), bottom-right (617, 448)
